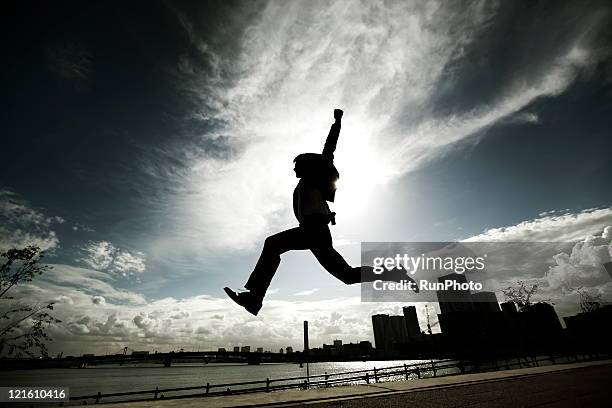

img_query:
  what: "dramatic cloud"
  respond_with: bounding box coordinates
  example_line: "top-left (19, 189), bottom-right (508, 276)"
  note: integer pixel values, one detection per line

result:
top-left (9, 259), bottom-right (433, 355)
top-left (80, 241), bottom-right (115, 270)
top-left (3, 1), bottom-right (611, 357)
top-left (544, 226), bottom-right (612, 291)
top-left (79, 241), bottom-right (146, 277)
top-left (167, 0), bottom-right (612, 251)
top-left (465, 207), bottom-right (612, 242)
top-left (464, 208), bottom-right (612, 316)
top-left (5, 207), bottom-right (608, 355)
top-left (0, 190), bottom-right (63, 251)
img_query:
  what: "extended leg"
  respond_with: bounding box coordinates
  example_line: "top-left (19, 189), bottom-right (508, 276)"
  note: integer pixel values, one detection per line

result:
top-left (310, 247), bottom-right (366, 285)
top-left (311, 247), bottom-right (404, 285)
top-left (245, 227), bottom-right (309, 298)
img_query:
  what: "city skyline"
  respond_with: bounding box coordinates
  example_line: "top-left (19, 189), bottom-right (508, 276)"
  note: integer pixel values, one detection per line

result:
top-left (2, 0), bottom-right (612, 356)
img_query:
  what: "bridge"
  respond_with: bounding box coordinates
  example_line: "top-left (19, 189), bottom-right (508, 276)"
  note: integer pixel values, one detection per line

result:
top-left (72, 349), bottom-right (296, 367)
top-left (1, 349), bottom-right (378, 370)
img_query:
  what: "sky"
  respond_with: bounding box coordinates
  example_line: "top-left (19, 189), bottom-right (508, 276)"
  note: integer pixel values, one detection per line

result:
top-left (1, 0), bottom-right (612, 356)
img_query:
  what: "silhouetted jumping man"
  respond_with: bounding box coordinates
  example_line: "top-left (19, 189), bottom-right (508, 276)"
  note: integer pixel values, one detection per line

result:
top-left (224, 109), bottom-right (402, 315)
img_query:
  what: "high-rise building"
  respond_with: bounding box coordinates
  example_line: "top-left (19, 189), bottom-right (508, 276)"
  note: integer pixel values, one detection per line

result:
top-left (286, 346), bottom-right (293, 353)
top-left (233, 346), bottom-right (240, 353)
top-left (389, 316), bottom-right (409, 344)
top-left (372, 314), bottom-right (409, 351)
top-left (218, 348), bottom-right (226, 353)
top-left (279, 348), bottom-right (284, 354)
top-left (372, 314), bottom-right (389, 350)
top-left (501, 301), bottom-right (518, 314)
top-left (402, 306), bottom-right (423, 340)
top-left (241, 346), bottom-right (250, 353)
top-left (471, 292), bottom-right (501, 313)
top-left (333, 339), bottom-right (342, 348)
top-left (256, 347), bottom-right (264, 353)
top-left (437, 273), bottom-right (475, 314)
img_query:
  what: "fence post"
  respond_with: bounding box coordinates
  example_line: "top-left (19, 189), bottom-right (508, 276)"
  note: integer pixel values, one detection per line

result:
top-left (416, 366), bottom-right (421, 379)
top-left (365, 372), bottom-right (370, 384)
top-left (403, 364), bottom-right (409, 380)
top-left (374, 367), bottom-right (378, 383)
top-left (206, 382), bottom-right (210, 395)
top-left (550, 355), bottom-right (556, 365)
top-left (431, 361), bottom-right (437, 377)
top-left (325, 372), bottom-right (329, 388)
top-left (95, 391), bottom-right (101, 404)
top-left (154, 386), bottom-right (159, 400)
top-left (266, 378), bottom-right (270, 392)
top-left (458, 361), bottom-right (465, 374)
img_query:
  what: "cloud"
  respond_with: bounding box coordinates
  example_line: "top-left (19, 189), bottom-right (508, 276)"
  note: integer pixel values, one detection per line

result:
top-left (92, 296), bottom-right (106, 306)
top-left (463, 208), bottom-right (612, 317)
top-left (294, 288), bottom-right (319, 296)
top-left (171, 311), bottom-right (190, 319)
top-left (0, 190), bottom-right (64, 252)
top-left (544, 227), bottom-right (612, 292)
top-left (10, 207), bottom-right (609, 356)
top-left (504, 112), bottom-right (539, 125)
top-left (80, 241), bottom-right (115, 270)
top-left (11, 260), bottom-right (432, 356)
top-left (112, 251), bottom-right (146, 275)
top-left (42, 264), bottom-right (147, 305)
top-left (166, 0), bottom-right (612, 252)
top-left (79, 241), bottom-right (146, 277)
top-left (0, 229), bottom-right (59, 253)
top-left (464, 207), bottom-right (612, 242)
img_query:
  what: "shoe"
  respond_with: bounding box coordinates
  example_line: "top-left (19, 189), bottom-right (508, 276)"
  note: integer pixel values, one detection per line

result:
top-left (224, 287), bottom-right (263, 316)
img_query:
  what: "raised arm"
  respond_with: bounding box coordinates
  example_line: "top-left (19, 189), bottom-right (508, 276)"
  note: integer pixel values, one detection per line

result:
top-left (322, 109), bottom-right (343, 161)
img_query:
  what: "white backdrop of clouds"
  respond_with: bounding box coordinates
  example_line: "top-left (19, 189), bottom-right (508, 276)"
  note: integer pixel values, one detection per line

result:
top-left (164, 0), bottom-right (611, 253)
top-left (3, 207), bottom-right (609, 355)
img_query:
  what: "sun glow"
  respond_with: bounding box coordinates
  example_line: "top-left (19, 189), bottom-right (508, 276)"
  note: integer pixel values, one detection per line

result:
top-left (331, 118), bottom-right (391, 220)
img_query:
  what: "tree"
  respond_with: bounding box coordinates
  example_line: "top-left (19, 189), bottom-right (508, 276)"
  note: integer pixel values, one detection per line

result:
top-left (0, 246), bottom-right (61, 358)
top-left (501, 280), bottom-right (540, 312)
top-left (576, 287), bottom-right (601, 313)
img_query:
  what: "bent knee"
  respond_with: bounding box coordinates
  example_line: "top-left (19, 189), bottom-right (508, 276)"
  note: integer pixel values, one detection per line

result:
top-left (263, 235), bottom-right (283, 251)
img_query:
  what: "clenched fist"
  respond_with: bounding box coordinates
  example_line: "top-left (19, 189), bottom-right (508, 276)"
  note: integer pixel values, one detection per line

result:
top-left (334, 109), bottom-right (343, 121)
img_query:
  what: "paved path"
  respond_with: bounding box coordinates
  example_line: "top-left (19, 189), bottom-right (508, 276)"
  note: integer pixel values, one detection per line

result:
top-left (104, 359), bottom-right (612, 408)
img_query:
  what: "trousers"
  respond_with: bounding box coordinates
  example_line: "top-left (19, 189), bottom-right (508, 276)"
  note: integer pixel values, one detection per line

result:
top-left (245, 222), bottom-right (371, 297)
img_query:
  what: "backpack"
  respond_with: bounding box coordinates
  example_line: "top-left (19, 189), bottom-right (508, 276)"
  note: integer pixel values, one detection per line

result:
top-left (293, 153), bottom-right (339, 202)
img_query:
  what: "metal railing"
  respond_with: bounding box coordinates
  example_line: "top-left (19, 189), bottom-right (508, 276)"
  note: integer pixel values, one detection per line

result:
top-left (63, 352), bottom-right (609, 405)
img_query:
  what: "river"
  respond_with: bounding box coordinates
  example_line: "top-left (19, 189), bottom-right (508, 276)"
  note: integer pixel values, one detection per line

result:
top-left (0, 360), bottom-right (437, 400)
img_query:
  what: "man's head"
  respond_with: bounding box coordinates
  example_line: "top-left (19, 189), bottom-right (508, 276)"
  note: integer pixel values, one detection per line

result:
top-left (293, 158), bottom-right (306, 178)
top-left (293, 153), bottom-right (320, 179)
